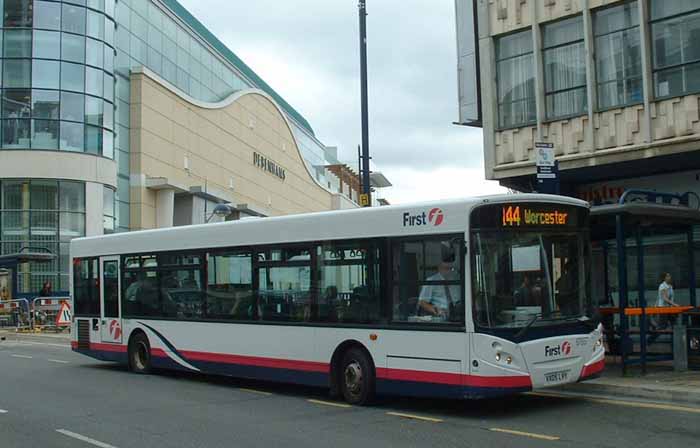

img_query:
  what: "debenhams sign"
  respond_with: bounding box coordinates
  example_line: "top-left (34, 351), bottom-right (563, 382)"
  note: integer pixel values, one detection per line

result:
top-left (253, 152), bottom-right (286, 181)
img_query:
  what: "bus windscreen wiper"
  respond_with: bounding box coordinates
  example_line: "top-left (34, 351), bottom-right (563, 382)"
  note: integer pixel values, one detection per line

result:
top-left (515, 314), bottom-right (579, 341)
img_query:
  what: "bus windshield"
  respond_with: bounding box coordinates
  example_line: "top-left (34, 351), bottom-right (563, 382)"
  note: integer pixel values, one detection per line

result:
top-left (470, 203), bottom-right (591, 330)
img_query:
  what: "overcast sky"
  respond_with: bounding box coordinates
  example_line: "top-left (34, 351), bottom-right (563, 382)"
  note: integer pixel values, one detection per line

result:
top-left (178, 0), bottom-right (505, 203)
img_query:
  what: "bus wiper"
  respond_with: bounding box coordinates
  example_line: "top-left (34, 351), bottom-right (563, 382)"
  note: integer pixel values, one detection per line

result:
top-left (515, 314), bottom-right (578, 341)
top-left (515, 313), bottom-right (544, 341)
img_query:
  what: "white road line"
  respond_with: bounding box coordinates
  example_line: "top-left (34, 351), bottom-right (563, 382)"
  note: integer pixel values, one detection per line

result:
top-left (12, 340), bottom-right (71, 349)
top-left (386, 412), bottom-right (443, 423)
top-left (0, 409), bottom-right (8, 414)
top-left (56, 429), bottom-right (118, 448)
top-left (238, 388), bottom-right (272, 396)
top-left (307, 399), bottom-right (352, 409)
top-left (10, 354), bottom-right (32, 359)
top-left (47, 359), bottom-right (69, 364)
top-left (489, 427), bottom-right (560, 441)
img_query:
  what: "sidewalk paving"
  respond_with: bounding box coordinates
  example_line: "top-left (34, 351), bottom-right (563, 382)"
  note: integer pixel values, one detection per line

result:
top-left (557, 357), bottom-right (700, 406)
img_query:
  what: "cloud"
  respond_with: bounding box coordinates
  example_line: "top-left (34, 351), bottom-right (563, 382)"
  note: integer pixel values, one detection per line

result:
top-left (177, 0), bottom-right (494, 202)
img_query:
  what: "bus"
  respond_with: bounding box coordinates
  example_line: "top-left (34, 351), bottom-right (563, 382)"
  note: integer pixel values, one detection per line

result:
top-left (70, 194), bottom-right (604, 404)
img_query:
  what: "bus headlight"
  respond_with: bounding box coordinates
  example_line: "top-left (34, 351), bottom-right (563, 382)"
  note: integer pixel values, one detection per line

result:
top-left (595, 338), bottom-right (603, 350)
top-left (506, 356), bottom-right (513, 364)
top-left (495, 353), bottom-right (502, 362)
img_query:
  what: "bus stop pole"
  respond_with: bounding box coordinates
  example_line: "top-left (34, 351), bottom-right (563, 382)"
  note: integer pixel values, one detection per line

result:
top-left (637, 227), bottom-right (647, 375)
top-left (688, 227), bottom-right (696, 308)
top-left (616, 215), bottom-right (629, 375)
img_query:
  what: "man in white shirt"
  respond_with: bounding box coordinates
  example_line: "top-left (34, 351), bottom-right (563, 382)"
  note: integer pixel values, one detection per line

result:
top-left (418, 261), bottom-right (460, 320)
top-left (651, 273), bottom-right (679, 337)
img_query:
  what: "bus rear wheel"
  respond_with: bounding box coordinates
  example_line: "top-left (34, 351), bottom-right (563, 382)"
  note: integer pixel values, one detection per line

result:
top-left (340, 348), bottom-right (375, 405)
top-left (128, 332), bottom-right (152, 374)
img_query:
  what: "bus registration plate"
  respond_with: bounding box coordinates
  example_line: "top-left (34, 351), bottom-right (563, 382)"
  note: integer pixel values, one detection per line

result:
top-left (544, 370), bottom-right (569, 383)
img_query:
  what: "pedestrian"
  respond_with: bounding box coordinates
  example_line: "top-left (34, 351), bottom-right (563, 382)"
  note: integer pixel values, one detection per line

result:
top-left (649, 273), bottom-right (679, 343)
top-left (0, 286), bottom-right (9, 301)
top-left (39, 280), bottom-right (52, 297)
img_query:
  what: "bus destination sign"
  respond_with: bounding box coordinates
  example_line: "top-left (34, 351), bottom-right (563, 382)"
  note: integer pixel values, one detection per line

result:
top-left (502, 205), bottom-right (568, 227)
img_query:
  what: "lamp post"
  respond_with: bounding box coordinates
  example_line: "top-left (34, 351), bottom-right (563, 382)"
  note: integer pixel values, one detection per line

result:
top-left (205, 203), bottom-right (234, 223)
top-left (358, 0), bottom-right (371, 207)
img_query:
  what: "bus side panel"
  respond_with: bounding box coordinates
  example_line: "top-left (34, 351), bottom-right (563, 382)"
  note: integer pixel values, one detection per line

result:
top-left (122, 319), bottom-right (327, 387)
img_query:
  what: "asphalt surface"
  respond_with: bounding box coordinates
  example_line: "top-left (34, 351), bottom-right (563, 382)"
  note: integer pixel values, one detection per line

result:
top-left (1, 334), bottom-right (699, 448)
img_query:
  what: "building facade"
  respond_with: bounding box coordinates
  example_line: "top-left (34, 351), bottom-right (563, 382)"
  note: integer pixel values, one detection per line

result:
top-left (0, 0), bottom-right (388, 298)
top-left (460, 0), bottom-right (700, 199)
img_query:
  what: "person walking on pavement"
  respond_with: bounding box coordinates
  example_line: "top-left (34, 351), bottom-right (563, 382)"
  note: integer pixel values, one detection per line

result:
top-left (39, 280), bottom-right (52, 297)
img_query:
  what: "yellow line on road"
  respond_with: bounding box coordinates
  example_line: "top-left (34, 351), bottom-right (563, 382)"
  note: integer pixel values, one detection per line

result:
top-left (489, 428), bottom-right (560, 441)
top-left (238, 388), bottom-right (272, 396)
top-left (307, 399), bottom-right (352, 408)
top-left (529, 391), bottom-right (700, 414)
top-left (386, 412), bottom-right (443, 423)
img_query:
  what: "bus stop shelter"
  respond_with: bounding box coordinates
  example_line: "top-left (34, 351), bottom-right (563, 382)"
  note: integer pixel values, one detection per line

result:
top-left (0, 247), bottom-right (56, 301)
top-left (590, 190), bottom-right (700, 374)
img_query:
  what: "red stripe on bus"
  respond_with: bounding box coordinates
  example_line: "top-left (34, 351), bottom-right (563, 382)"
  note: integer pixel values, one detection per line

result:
top-left (89, 343), bottom-right (127, 353)
top-left (179, 350), bottom-right (330, 373)
top-left (152, 348), bottom-right (167, 358)
top-left (377, 367), bottom-right (532, 388)
top-left (580, 358), bottom-right (605, 379)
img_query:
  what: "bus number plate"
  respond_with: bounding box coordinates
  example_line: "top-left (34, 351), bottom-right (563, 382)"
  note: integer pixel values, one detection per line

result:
top-left (544, 370), bottom-right (569, 383)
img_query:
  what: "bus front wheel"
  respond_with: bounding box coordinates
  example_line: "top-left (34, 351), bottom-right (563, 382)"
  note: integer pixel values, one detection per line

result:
top-left (128, 332), bottom-right (152, 374)
top-left (340, 348), bottom-right (375, 405)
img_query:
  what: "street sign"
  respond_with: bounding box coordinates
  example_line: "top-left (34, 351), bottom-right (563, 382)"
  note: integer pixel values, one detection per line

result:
top-left (359, 194), bottom-right (370, 207)
top-left (55, 301), bottom-right (71, 327)
top-left (536, 142), bottom-right (555, 167)
top-left (535, 142), bottom-right (559, 194)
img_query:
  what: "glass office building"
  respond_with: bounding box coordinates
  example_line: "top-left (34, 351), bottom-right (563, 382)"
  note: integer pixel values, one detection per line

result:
top-left (0, 0), bottom-right (344, 296)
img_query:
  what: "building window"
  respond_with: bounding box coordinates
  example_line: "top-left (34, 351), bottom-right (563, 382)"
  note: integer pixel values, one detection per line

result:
top-left (103, 186), bottom-right (115, 234)
top-left (0, 180), bottom-right (85, 293)
top-left (594, 2), bottom-right (642, 109)
top-left (4, 0), bottom-right (33, 28)
top-left (543, 16), bottom-right (587, 120)
top-left (496, 30), bottom-right (536, 128)
top-left (34, 0), bottom-right (62, 31)
top-left (651, 1), bottom-right (700, 98)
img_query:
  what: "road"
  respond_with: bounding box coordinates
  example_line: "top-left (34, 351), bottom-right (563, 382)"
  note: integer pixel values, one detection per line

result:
top-left (1, 333), bottom-right (699, 448)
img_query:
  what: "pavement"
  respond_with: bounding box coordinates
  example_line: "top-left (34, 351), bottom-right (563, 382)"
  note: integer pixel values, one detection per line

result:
top-left (1, 332), bottom-right (700, 448)
top-left (555, 358), bottom-right (700, 406)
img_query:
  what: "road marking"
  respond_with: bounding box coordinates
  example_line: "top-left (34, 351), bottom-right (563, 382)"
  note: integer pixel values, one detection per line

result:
top-left (386, 412), bottom-right (443, 423)
top-left (2, 339), bottom-right (71, 349)
top-left (10, 354), bottom-right (32, 359)
top-left (238, 388), bottom-right (272, 396)
top-left (489, 428), bottom-right (560, 441)
top-left (307, 399), bottom-right (352, 409)
top-left (56, 429), bottom-right (118, 448)
top-left (0, 409), bottom-right (8, 414)
top-left (529, 391), bottom-right (700, 414)
top-left (48, 359), bottom-right (69, 364)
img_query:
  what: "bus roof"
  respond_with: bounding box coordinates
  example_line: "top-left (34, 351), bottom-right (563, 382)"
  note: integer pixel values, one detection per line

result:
top-left (71, 194), bottom-right (588, 258)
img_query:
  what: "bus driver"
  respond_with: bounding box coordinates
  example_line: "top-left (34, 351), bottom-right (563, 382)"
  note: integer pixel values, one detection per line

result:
top-left (418, 260), bottom-right (460, 320)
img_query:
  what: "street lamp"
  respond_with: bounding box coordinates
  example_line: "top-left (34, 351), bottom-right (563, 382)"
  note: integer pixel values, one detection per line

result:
top-left (205, 203), bottom-right (234, 223)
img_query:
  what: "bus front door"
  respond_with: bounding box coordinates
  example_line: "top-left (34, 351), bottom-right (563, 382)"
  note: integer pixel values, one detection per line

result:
top-left (100, 256), bottom-right (122, 344)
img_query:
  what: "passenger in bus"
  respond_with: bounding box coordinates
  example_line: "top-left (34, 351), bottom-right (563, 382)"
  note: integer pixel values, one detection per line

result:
top-left (514, 275), bottom-right (533, 306)
top-left (418, 260), bottom-right (460, 320)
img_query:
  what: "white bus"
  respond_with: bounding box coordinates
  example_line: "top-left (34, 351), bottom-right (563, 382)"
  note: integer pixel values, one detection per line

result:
top-left (71, 194), bottom-right (604, 404)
